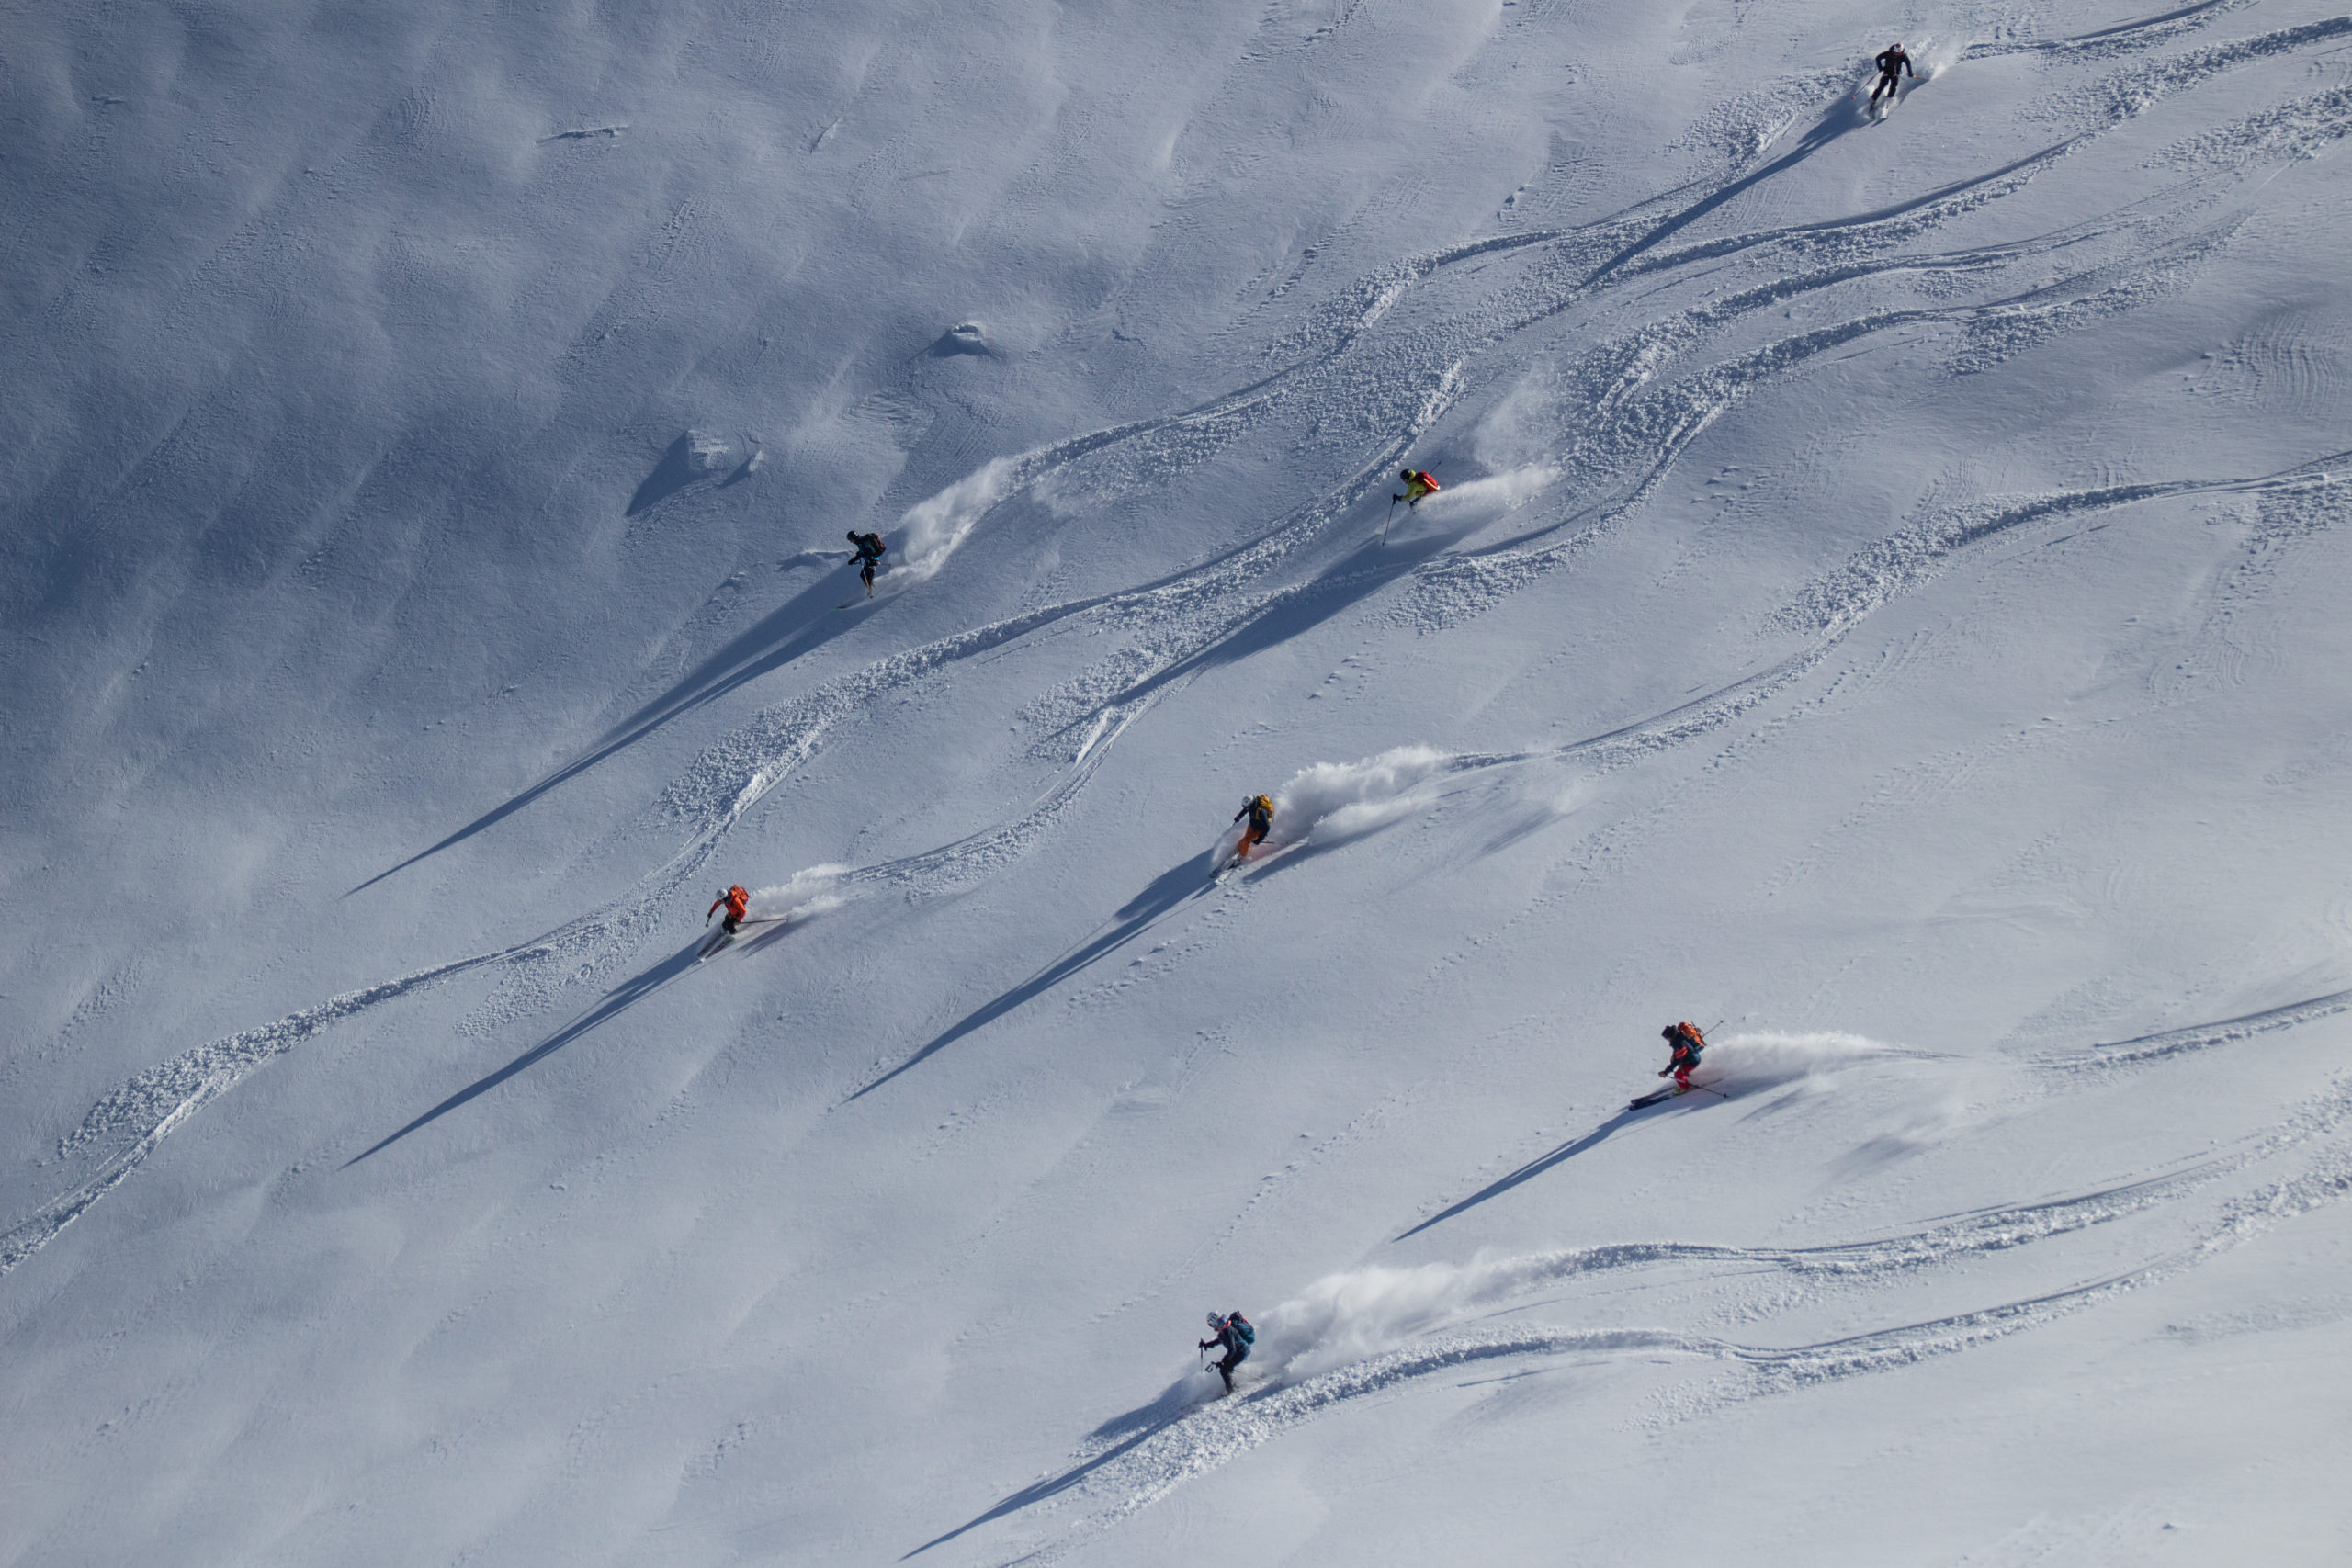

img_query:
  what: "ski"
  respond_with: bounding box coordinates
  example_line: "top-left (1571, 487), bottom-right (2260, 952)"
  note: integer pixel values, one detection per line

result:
top-left (697, 914), bottom-right (786, 960)
top-left (835, 580), bottom-right (901, 610)
top-left (1213, 848), bottom-right (1282, 884)
top-left (1631, 1081), bottom-right (1725, 1108)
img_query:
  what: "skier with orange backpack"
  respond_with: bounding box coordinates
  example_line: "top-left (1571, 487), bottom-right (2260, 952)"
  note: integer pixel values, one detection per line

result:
top-left (1659, 1021), bottom-right (1707, 1090)
top-left (1630, 1021), bottom-right (1721, 1108)
top-left (707, 885), bottom-right (752, 936)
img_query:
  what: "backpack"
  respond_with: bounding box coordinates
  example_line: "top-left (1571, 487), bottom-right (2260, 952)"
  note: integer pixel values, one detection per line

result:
top-left (1228, 1312), bottom-right (1254, 1346)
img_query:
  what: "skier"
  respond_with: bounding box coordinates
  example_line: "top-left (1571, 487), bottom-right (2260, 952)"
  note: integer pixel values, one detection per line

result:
top-left (846, 530), bottom-right (888, 594)
top-left (707, 884), bottom-right (752, 936)
top-left (1394, 468), bottom-right (1441, 508)
top-left (1200, 1310), bottom-right (1255, 1393)
top-left (1869, 42), bottom-right (1917, 110)
top-left (1658, 1021), bottom-right (1707, 1092)
top-left (1231, 794), bottom-right (1274, 861)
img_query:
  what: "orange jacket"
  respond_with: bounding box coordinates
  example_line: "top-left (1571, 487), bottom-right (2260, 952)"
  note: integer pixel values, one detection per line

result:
top-left (709, 886), bottom-right (750, 922)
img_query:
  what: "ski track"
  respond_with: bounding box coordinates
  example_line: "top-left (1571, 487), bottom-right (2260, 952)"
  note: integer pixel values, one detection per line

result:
top-left (1, 946), bottom-right (543, 1278)
top-left (2152, 82), bottom-right (2352, 166)
top-left (2074, 985), bottom-right (2352, 1067)
top-left (1966, 0), bottom-right (2258, 62)
top-left (16, 22), bottom-right (2346, 1298)
top-left (2082, 17), bottom-right (2352, 130)
top-left (957, 1074), bottom-right (2352, 1564)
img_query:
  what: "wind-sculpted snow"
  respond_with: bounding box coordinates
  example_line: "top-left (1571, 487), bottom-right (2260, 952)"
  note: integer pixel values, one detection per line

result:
top-left (626, 50), bottom-right (2303, 897)
top-left (19, 10), bottom-right (2332, 1285)
top-left (368, 4), bottom-right (2352, 922)
top-left (18, 4), bottom-right (2352, 1556)
top-left (650, 48), bottom-right (2293, 869)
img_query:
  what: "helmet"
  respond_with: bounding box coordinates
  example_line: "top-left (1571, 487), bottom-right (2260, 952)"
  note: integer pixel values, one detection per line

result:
top-left (1400, 468), bottom-right (1415, 479)
top-left (1206, 1311), bottom-right (1225, 1329)
top-left (1661, 1025), bottom-right (1678, 1039)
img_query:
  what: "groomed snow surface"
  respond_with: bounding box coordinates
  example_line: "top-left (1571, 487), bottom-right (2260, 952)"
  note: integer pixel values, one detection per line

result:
top-left (6, 0), bottom-right (2352, 1562)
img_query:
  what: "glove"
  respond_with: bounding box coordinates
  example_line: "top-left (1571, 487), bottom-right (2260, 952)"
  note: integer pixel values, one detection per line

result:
top-left (1658, 1068), bottom-right (1670, 1077)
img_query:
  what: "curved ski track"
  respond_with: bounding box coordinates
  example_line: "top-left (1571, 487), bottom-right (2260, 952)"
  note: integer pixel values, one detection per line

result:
top-left (12, 11), bottom-right (2349, 1311)
top-left (942, 1072), bottom-right (2352, 1564)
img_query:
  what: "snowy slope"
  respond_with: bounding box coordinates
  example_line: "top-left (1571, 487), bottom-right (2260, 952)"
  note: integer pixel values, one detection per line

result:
top-left (6, 0), bottom-right (2352, 1562)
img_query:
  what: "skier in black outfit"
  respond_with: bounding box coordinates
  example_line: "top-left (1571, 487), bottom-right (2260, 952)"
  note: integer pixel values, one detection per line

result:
top-left (1200, 1310), bottom-right (1255, 1393)
top-left (847, 530), bottom-right (888, 594)
top-left (1869, 42), bottom-right (1917, 110)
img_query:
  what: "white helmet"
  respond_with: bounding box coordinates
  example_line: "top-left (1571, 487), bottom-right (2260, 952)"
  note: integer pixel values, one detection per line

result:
top-left (1206, 1311), bottom-right (1226, 1329)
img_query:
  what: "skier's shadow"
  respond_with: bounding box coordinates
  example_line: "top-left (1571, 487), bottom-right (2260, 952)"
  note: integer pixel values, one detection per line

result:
top-left (845, 852), bottom-right (1217, 1101)
top-left (1585, 94), bottom-right (1867, 282)
top-left (1394, 1106), bottom-right (1653, 1240)
top-left (343, 945), bottom-right (702, 1166)
top-left (901, 1385), bottom-right (1203, 1557)
top-left (1094, 527), bottom-right (1454, 716)
top-left (350, 570), bottom-right (867, 895)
